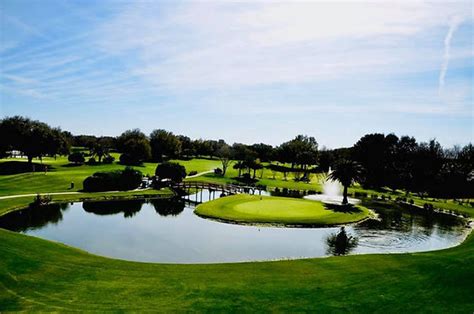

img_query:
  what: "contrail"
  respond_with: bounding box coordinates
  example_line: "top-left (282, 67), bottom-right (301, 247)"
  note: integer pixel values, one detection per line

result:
top-left (439, 17), bottom-right (462, 94)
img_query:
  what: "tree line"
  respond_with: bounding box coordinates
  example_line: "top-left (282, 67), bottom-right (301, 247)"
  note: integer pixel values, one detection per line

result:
top-left (0, 116), bottom-right (472, 198)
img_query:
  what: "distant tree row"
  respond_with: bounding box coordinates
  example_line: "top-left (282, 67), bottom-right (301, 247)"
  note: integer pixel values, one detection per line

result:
top-left (1, 116), bottom-right (472, 198)
top-left (350, 134), bottom-right (473, 198)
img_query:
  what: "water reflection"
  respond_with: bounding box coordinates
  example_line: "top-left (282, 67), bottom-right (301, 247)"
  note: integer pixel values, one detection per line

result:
top-left (326, 227), bottom-right (358, 256)
top-left (0, 203), bottom-right (68, 232)
top-left (150, 198), bottom-right (185, 216)
top-left (82, 200), bottom-right (144, 218)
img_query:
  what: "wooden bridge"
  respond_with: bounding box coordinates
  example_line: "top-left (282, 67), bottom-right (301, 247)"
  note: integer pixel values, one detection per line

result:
top-left (172, 181), bottom-right (266, 204)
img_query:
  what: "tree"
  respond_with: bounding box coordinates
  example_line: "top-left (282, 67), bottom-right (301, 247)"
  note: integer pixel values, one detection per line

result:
top-left (155, 162), bottom-right (187, 183)
top-left (233, 161), bottom-right (245, 177)
top-left (91, 140), bottom-right (109, 163)
top-left (411, 139), bottom-right (444, 195)
top-left (216, 144), bottom-right (232, 176)
top-left (392, 136), bottom-right (418, 192)
top-left (352, 133), bottom-right (398, 188)
top-left (251, 143), bottom-right (274, 162)
top-left (0, 116), bottom-right (70, 165)
top-left (328, 160), bottom-right (363, 205)
top-left (68, 152), bottom-right (85, 165)
top-left (277, 135), bottom-right (318, 171)
top-left (150, 129), bottom-right (182, 161)
top-left (177, 135), bottom-right (194, 157)
top-left (249, 158), bottom-right (263, 179)
top-left (117, 129), bottom-right (151, 165)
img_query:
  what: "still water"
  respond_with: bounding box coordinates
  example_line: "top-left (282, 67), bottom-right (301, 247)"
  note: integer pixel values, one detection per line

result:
top-left (0, 190), bottom-right (469, 263)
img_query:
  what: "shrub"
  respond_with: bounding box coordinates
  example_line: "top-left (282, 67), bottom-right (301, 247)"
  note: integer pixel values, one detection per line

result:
top-left (68, 152), bottom-right (85, 164)
top-left (119, 153), bottom-right (140, 165)
top-left (103, 155), bottom-right (115, 164)
top-left (188, 170), bottom-right (198, 176)
top-left (87, 157), bottom-right (97, 165)
top-left (155, 162), bottom-right (187, 183)
top-left (214, 168), bottom-right (223, 175)
top-left (118, 167), bottom-right (143, 190)
top-left (83, 167), bottom-right (142, 192)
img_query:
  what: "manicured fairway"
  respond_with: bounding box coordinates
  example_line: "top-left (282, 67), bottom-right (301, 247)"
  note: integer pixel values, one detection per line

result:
top-left (0, 224), bottom-right (473, 312)
top-left (195, 194), bottom-right (370, 225)
top-left (0, 156), bottom-right (218, 196)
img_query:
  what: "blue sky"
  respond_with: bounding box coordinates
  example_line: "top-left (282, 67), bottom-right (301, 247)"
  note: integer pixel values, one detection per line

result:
top-left (0, 0), bottom-right (472, 148)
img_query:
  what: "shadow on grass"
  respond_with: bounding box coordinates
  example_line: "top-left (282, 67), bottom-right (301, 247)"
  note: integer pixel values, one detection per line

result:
top-left (117, 162), bottom-right (146, 168)
top-left (61, 163), bottom-right (84, 168)
top-left (324, 203), bottom-right (362, 214)
top-left (0, 161), bottom-right (55, 175)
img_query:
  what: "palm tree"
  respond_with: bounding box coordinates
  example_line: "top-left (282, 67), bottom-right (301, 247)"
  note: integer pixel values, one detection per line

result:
top-left (327, 160), bottom-right (363, 205)
top-left (233, 161), bottom-right (244, 177)
top-left (91, 143), bottom-right (108, 163)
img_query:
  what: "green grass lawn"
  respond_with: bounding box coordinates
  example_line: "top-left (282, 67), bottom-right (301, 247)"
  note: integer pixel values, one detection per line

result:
top-left (0, 155), bottom-right (219, 196)
top-left (195, 194), bottom-right (370, 225)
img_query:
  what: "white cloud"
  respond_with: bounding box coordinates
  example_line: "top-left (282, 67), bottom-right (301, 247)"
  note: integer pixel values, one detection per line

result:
top-left (97, 1), bottom-right (472, 91)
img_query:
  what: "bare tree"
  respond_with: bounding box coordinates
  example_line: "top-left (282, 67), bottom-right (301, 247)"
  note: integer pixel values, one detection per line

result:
top-left (217, 145), bottom-right (233, 176)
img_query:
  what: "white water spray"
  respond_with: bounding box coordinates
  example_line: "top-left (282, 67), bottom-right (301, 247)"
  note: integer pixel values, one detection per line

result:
top-left (304, 167), bottom-right (359, 205)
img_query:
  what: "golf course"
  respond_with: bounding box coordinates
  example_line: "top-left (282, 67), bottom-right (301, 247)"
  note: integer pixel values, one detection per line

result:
top-left (0, 154), bottom-right (473, 312)
top-left (2, 0), bottom-right (474, 311)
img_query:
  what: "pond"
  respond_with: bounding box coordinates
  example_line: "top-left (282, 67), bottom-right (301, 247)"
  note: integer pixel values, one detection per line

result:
top-left (0, 190), bottom-right (469, 263)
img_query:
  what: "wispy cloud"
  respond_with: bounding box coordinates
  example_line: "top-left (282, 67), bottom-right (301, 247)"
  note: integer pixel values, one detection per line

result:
top-left (0, 0), bottom-right (472, 147)
top-left (439, 16), bottom-right (463, 93)
top-left (97, 1), bottom-right (472, 92)
top-left (0, 10), bottom-right (49, 40)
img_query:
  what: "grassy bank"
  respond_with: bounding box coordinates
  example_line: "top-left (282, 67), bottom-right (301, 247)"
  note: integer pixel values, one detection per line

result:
top-left (0, 189), bottom-right (173, 217)
top-left (0, 225), bottom-right (473, 312)
top-left (195, 194), bottom-right (370, 226)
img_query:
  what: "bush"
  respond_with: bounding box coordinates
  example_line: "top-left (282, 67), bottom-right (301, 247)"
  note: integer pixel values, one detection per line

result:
top-left (87, 157), bottom-right (97, 165)
top-left (188, 170), bottom-right (198, 176)
top-left (119, 153), bottom-right (140, 165)
top-left (103, 155), bottom-right (115, 164)
top-left (83, 167), bottom-right (142, 192)
top-left (155, 162), bottom-right (186, 183)
top-left (214, 168), bottom-right (223, 175)
top-left (68, 152), bottom-right (85, 164)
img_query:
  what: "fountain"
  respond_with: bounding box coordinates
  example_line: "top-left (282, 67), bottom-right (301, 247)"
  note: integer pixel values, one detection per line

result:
top-left (304, 167), bottom-right (360, 204)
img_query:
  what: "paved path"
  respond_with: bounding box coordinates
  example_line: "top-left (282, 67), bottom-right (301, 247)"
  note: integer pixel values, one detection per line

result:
top-left (0, 170), bottom-right (213, 200)
top-left (185, 170), bottom-right (213, 179)
top-left (0, 191), bottom-right (82, 200)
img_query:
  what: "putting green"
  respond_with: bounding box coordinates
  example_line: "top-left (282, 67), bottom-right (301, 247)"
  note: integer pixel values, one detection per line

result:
top-left (195, 194), bottom-right (370, 225)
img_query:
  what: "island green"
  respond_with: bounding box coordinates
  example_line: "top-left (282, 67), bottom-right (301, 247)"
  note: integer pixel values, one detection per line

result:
top-left (195, 194), bottom-right (370, 225)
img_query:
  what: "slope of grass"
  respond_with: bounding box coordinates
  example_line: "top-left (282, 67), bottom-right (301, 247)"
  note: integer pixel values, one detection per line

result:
top-left (0, 225), bottom-right (472, 312)
top-left (195, 194), bottom-right (370, 225)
